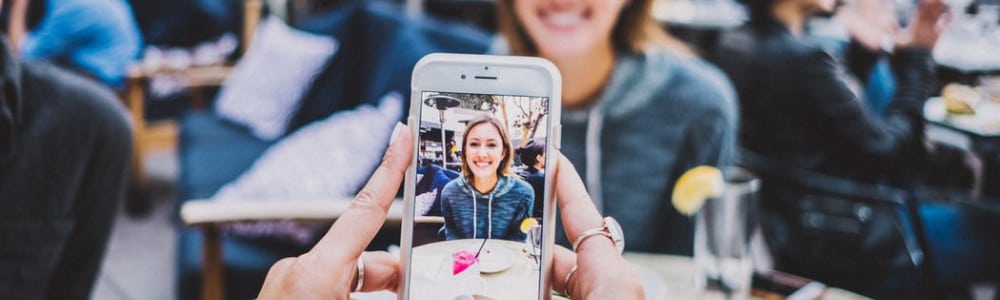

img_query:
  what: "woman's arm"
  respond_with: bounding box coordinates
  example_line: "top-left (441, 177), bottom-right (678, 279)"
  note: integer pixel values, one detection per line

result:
top-left (796, 47), bottom-right (930, 157)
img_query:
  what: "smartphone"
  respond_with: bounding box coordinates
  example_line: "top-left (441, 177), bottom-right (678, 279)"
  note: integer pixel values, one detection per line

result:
top-left (400, 53), bottom-right (561, 300)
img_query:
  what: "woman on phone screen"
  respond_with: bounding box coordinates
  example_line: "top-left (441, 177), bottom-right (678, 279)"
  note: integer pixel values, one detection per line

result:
top-left (494, 0), bottom-right (738, 254)
top-left (440, 114), bottom-right (535, 241)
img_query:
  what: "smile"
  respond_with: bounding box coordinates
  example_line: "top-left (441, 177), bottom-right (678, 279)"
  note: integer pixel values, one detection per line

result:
top-left (540, 9), bottom-right (590, 29)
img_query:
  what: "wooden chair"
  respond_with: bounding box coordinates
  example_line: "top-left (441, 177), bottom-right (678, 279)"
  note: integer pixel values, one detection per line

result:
top-left (180, 199), bottom-right (448, 300)
top-left (179, 198), bottom-right (401, 300)
top-left (122, 0), bottom-right (264, 189)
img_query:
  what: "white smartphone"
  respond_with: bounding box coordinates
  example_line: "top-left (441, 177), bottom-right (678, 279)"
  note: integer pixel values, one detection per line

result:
top-left (400, 53), bottom-right (561, 300)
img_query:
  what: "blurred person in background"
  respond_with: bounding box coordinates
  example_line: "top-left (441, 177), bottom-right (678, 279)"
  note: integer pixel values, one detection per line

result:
top-left (711, 0), bottom-right (946, 185)
top-left (708, 0), bottom-right (1000, 297)
top-left (494, 0), bottom-right (739, 255)
top-left (516, 139), bottom-right (546, 218)
top-left (0, 0), bottom-right (133, 297)
top-left (5, 0), bottom-right (142, 90)
top-left (834, 0), bottom-right (902, 115)
top-left (804, 0), bottom-right (979, 189)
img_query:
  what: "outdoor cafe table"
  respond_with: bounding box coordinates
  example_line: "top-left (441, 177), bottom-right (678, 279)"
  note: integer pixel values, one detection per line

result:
top-left (351, 250), bottom-right (867, 299)
top-left (624, 253), bottom-right (866, 300)
top-left (924, 97), bottom-right (1000, 198)
top-left (407, 238), bottom-right (541, 299)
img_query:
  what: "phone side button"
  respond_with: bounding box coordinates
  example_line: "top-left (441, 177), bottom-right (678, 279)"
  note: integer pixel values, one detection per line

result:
top-left (552, 124), bottom-right (561, 150)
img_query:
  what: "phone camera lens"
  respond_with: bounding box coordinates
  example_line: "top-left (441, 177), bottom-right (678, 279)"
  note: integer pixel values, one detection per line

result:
top-left (461, 74), bottom-right (466, 79)
top-left (484, 66), bottom-right (489, 70)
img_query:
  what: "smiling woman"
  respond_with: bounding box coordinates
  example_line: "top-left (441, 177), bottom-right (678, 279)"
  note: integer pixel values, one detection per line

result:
top-left (492, 0), bottom-right (739, 255)
top-left (440, 114), bottom-right (536, 241)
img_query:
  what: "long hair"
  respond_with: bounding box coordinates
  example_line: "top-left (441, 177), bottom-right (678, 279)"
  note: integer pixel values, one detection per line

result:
top-left (495, 0), bottom-right (691, 56)
top-left (460, 114), bottom-right (516, 183)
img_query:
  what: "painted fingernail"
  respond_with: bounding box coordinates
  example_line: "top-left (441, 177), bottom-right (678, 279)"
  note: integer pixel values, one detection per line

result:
top-left (389, 122), bottom-right (404, 145)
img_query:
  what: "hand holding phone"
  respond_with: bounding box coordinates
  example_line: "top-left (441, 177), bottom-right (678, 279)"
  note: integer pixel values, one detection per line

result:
top-left (256, 53), bottom-right (644, 300)
top-left (258, 123), bottom-right (413, 299)
top-left (401, 53), bottom-right (561, 300)
top-left (548, 155), bottom-right (645, 300)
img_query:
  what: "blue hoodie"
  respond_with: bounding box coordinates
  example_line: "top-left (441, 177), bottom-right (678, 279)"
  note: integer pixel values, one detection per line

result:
top-left (440, 175), bottom-right (534, 241)
top-left (491, 42), bottom-right (738, 254)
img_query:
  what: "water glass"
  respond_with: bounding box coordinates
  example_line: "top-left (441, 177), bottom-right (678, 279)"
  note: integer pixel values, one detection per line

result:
top-left (694, 167), bottom-right (760, 300)
top-left (525, 224), bottom-right (542, 269)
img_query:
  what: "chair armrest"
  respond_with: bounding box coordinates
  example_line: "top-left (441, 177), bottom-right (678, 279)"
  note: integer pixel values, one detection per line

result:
top-left (180, 198), bottom-right (405, 225)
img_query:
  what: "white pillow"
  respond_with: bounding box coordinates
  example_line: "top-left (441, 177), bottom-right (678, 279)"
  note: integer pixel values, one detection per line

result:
top-left (211, 93), bottom-right (404, 243)
top-left (214, 92), bottom-right (403, 201)
top-left (214, 16), bottom-right (337, 141)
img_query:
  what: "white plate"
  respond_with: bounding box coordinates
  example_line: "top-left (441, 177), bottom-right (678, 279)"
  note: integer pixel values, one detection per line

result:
top-left (477, 246), bottom-right (514, 273)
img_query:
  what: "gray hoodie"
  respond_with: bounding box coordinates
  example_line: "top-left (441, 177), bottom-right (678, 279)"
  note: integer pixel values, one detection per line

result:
top-left (560, 49), bottom-right (738, 255)
top-left (440, 175), bottom-right (535, 241)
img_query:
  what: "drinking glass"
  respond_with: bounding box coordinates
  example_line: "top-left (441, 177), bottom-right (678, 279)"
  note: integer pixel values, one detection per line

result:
top-left (525, 224), bottom-right (542, 270)
top-left (694, 167), bottom-right (760, 300)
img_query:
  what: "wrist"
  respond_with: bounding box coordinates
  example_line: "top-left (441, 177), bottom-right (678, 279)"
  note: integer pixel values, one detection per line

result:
top-left (571, 217), bottom-right (625, 254)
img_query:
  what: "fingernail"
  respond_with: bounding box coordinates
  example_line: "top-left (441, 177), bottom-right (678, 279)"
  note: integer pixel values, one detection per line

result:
top-left (389, 122), bottom-right (404, 145)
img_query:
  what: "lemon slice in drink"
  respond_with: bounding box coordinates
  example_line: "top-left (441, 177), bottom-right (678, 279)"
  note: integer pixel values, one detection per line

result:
top-left (672, 166), bottom-right (724, 216)
top-left (520, 217), bottom-right (539, 233)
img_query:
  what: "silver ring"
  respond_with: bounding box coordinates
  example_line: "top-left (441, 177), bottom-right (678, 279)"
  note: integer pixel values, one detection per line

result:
top-left (354, 255), bottom-right (365, 293)
top-left (563, 265), bottom-right (578, 295)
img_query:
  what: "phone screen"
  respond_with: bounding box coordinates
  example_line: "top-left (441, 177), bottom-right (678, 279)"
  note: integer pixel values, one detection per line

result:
top-left (407, 90), bottom-right (551, 300)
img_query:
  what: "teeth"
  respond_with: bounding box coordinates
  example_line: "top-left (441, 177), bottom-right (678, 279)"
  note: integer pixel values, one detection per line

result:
top-left (546, 12), bottom-right (582, 27)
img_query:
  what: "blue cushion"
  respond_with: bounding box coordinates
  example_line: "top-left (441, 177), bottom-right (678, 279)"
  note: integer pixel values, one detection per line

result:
top-left (286, 1), bottom-right (492, 133)
top-left (177, 111), bottom-right (297, 298)
top-left (177, 111), bottom-right (273, 200)
top-left (919, 201), bottom-right (1000, 287)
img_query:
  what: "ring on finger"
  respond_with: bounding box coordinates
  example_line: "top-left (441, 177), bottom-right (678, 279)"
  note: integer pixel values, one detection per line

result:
top-left (353, 255), bottom-right (366, 293)
top-left (563, 265), bottom-right (578, 295)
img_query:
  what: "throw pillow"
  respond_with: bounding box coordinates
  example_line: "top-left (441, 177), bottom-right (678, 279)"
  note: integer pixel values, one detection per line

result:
top-left (214, 16), bottom-right (337, 140)
top-left (212, 92), bottom-right (404, 244)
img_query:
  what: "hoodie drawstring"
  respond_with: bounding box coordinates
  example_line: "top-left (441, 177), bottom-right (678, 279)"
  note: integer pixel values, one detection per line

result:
top-left (472, 193), bottom-right (494, 239)
top-left (586, 106), bottom-right (605, 213)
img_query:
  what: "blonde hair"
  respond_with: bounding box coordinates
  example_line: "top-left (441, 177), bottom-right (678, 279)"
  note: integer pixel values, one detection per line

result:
top-left (460, 114), bottom-right (516, 182)
top-left (495, 0), bottom-right (691, 56)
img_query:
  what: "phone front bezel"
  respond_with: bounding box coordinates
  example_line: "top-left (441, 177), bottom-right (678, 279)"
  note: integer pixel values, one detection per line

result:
top-left (401, 53), bottom-right (562, 300)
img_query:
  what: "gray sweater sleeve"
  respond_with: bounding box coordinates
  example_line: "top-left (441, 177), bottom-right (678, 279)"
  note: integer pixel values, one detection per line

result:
top-left (440, 180), bottom-right (463, 240)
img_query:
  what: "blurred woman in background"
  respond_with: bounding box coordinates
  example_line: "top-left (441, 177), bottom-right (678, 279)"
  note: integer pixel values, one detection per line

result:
top-left (495, 0), bottom-right (739, 254)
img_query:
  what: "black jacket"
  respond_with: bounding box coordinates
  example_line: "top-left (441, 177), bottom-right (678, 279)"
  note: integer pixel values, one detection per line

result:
top-left (710, 16), bottom-right (934, 184)
top-left (0, 37), bottom-right (131, 299)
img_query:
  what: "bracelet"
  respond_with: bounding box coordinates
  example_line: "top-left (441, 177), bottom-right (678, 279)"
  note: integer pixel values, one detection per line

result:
top-left (572, 217), bottom-right (625, 254)
top-left (353, 255), bottom-right (365, 293)
top-left (572, 229), bottom-right (613, 252)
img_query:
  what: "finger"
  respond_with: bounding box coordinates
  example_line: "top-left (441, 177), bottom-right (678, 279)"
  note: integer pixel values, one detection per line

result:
top-left (550, 245), bottom-right (577, 295)
top-left (313, 123), bottom-right (414, 260)
top-left (258, 258), bottom-right (296, 299)
top-left (553, 154), bottom-right (606, 245)
top-left (358, 251), bottom-right (401, 293)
